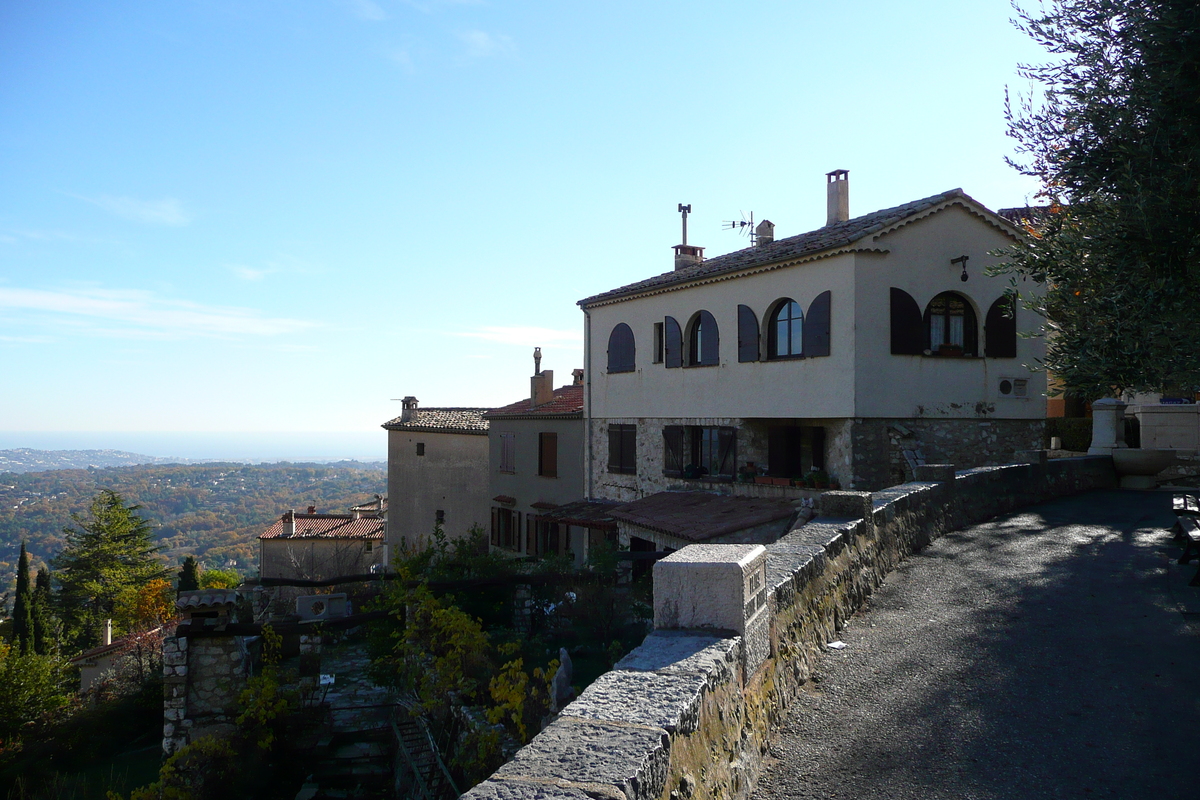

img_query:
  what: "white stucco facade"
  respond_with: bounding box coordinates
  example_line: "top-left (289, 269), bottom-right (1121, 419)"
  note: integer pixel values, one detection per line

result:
top-left (580, 191), bottom-right (1046, 493)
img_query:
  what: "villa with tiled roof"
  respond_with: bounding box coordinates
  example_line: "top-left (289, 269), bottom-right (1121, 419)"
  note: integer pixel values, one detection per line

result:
top-left (481, 353), bottom-right (598, 561)
top-left (578, 170), bottom-right (1047, 506)
top-left (259, 508), bottom-right (386, 580)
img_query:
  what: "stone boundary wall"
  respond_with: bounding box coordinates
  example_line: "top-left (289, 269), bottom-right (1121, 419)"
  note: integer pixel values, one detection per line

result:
top-left (461, 455), bottom-right (1115, 800)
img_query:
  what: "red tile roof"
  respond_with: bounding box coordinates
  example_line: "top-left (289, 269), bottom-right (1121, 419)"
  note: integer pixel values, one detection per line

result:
top-left (484, 385), bottom-right (584, 419)
top-left (259, 513), bottom-right (386, 540)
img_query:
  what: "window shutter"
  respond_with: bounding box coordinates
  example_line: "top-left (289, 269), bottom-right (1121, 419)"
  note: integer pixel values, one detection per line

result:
top-left (810, 427), bottom-right (826, 470)
top-left (663, 425), bottom-right (685, 474)
top-left (607, 324), bottom-right (635, 373)
top-left (539, 432), bottom-right (558, 477)
top-left (890, 288), bottom-right (925, 355)
top-left (608, 426), bottom-right (622, 472)
top-left (664, 316), bottom-right (682, 368)
top-left (737, 305), bottom-right (759, 362)
top-left (804, 291), bottom-right (831, 357)
top-left (526, 516), bottom-right (535, 555)
top-left (621, 425), bottom-right (637, 474)
top-left (984, 296), bottom-right (1017, 358)
top-left (716, 427), bottom-right (736, 477)
top-left (491, 508), bottom-right (499, 546)
top-left (963, 300), bottom-right (979, 357)
top-left (699, 310), bottom-right (720, 365)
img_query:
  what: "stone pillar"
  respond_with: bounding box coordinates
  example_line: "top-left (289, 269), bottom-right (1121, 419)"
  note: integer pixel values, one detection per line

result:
top-left (818, 490), bottom-right (874, 522)
top-left (1088, 398), bottom-right (1128, 455)
top-left (653, 544), bottom-right (769, 675)
top-left (162, 635), bottom-right (190, 754)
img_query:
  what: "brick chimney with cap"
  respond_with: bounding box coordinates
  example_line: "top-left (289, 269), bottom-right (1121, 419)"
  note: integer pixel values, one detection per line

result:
top-left (531, 348), bottom-right (555, 407)
top-left (755, 219), bottom-right (775, 246)
top-left (673, 203), bottom-right (705, 270)
top-left (282, 509), bottom-right (296, 537)
top-left (826, 170), bottom-right (849, 225)
top-left (572, 368), bottom-right (584, 386)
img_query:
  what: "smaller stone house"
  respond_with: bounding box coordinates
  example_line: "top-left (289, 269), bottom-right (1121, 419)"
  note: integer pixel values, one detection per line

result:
top-left (382, 400), bottom-right (491, 551)
top-left (259, 509), bottom-right (386, 581)
top-left (70, 623), bottom-right (168, 692)
top-left (483, 354), bottom-right (589, 562)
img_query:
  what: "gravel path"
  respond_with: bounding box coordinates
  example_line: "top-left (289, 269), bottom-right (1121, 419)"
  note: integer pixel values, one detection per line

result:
top-left (754, 489), bottom-right (1200, 800)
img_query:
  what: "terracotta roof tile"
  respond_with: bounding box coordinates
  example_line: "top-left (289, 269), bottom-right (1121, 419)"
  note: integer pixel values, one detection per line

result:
top-left (381, 408), bottom-right (490, 434)
top-left (259, 514), bottom-right (386, 540)
top-left (579, 189), bottom-right (1019, 307)
top-left (534, 499), bottom-right (621, 530)
top-left (484, 385), bottom-right (584, 419)
top-left (609, 492), bottom-right (798, 542)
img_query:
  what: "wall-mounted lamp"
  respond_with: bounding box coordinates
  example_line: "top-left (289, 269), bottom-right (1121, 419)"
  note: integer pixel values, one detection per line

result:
top-left (951, 255), bottom-right (970, 282)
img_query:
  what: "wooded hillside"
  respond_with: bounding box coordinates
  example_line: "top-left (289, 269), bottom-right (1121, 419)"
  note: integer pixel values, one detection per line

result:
top-left (0, 462), bottom-right (386, 594)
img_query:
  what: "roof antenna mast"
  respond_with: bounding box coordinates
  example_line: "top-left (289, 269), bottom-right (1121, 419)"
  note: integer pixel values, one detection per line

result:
top-left (678, 203), bottom-right (691, 246)
top-left (722, 211), bottom-right (757, 245)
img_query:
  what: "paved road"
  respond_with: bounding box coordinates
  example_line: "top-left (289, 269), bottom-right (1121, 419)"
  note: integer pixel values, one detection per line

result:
top-left (754, 489), bottom-right (1200, 800)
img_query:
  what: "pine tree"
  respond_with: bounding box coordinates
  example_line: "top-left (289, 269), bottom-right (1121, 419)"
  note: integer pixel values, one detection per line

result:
top-left (51, 490), bottom-right (170, 651)
top-left (32, 567), bottom-right (53, 656)
top-left (178, 555), bottom-right (201, 592)
top-left (10, 542), bottom-right (32, 653)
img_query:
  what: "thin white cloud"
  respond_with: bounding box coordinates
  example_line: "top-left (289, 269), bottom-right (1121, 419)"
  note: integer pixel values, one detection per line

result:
top-left (0, 287), bottom-right (314, 339)
top-left (451, 326), bottom-right (581, 346)
top-left (69, 194), bottom-right (191, 226)
top-left (387, 48), bottom-right (416, 72)
top-left (457, 29), bottom-right (515, 59)
top-left (346, 0), bottom-right (387, 20)
top-left (229, 265), bottom-right (275, 281)
top-left (402, 0), bottom-right (483, 13)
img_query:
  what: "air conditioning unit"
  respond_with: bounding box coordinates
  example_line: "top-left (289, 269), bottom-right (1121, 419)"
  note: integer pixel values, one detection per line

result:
top-left (998, 378), bottom-right (1028, 398)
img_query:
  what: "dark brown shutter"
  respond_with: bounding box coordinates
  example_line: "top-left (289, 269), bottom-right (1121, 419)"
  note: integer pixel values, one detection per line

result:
top-left (890, 288), bottom-right (925, 355)
top-left (984, 296), bottom-right (1017, 358)
top-left (539, 432), bottom-right (558, 477)
top-left (714, 427), bottom-right (736, 477)
top-left (697, 310), bottom-right (719, 365)
top-left (810, 427), bottom-right (826, 470)
top-left (664, 316), bottom-right (682, 368)
top-left (607, 323), bottom-right (635, 372)
top-left (963, 300), bottom-right (979, 357)
top-left (491, 508), bottom-right (499, 546)
top-left (608, 426), bottom-right (622, 472)
top-left (804, 291), bottom-right (831, 357)
top-left (737, 305), bottom-right (759, 362)
top-left (526, 516), bottom-right (535, 555)
top-left (663, 425), bottom-right (685, 474)
top-left (621, 425), bottom-right (637, 474)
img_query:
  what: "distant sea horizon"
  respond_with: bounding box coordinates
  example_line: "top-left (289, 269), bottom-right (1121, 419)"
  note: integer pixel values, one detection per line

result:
top-left (0, 431), bottom-right (387, 463)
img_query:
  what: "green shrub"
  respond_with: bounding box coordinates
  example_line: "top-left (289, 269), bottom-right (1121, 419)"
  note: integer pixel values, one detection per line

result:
top-left (1045, 417), bottom-right (1093, 452)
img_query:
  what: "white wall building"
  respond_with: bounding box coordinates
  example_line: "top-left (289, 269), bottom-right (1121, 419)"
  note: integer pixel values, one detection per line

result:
top-left (578, 173), bottom-right (1046, 495)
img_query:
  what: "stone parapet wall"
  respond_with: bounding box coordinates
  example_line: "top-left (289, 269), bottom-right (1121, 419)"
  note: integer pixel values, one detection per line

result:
top-left (463, 455), bottom-right (1114, 800)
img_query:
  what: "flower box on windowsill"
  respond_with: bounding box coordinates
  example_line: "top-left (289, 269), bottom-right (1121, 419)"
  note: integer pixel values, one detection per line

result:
top-left (754, 476), bottom-right (790, 486)
top-left (934, 345), bottom-right (965, 357)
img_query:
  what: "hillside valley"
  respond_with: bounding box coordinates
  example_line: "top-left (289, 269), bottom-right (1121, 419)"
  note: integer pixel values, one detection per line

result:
top-left (0, 461), bottom-right (386, 594)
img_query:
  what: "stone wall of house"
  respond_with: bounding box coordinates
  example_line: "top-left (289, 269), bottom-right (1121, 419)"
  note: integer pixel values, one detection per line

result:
top-left (849, 417), bottom-right (1046, 490)
top-left (161, 634), bottom-right (251, 754)
top-left (461, 454), bottom-right (1114, 800)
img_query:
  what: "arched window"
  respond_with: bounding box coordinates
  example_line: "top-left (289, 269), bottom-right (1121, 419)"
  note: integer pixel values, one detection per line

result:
top-left (768, 299), bottom-right (803, 358)
top-left (923, 292), bottom-right (978, 356)
top-left (607, 323), bottom-right (635, 373)
top-left (984, 295), bottom-right (1017, 358)
top-left (687, 310), bottom-right (719, 366)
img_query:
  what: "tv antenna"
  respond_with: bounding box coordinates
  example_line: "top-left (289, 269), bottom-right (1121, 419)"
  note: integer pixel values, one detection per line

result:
top-left (723, 211), bottom-right (757, 245)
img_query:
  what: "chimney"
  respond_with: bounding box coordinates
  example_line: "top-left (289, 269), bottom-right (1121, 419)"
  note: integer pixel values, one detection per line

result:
top-left (826, 170), bottom-right (849, 225)
top-left (531, 368), bottom-right (555, 407)
top-left (673, 203), bottom-right (704, 270)
top-left (306, 505), bottom-right (316, 515)
top-left (401, 396), bottom-right (418, 423)
top-left (103, 619), bottom-right (112, 646)
top-left (282, 509), bottom-right (295, 537)
top-left (572, 368), bottom-right (584, 386)
top-left (755, 219), bottom-right (775, 246)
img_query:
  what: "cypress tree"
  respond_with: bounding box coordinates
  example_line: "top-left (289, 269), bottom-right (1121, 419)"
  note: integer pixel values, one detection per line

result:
top-left (32, 567), bottom-right (53, 655)
top-left (11, 542), bottom-right (33, 653)
top-left (178, 555), bottom-right (201, 592)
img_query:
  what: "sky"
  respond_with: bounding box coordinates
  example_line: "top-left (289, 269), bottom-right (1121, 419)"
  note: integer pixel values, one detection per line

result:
top-left (0, 0), bottom-right (1047, 459)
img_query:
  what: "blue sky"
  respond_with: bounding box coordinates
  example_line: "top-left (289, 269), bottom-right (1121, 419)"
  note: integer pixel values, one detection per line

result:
top-left (0, 0), bottom-right (1046, 453)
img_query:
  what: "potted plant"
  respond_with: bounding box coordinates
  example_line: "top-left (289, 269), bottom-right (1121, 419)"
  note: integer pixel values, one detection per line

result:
top-left (808, 468), bottom-right (830, 489)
